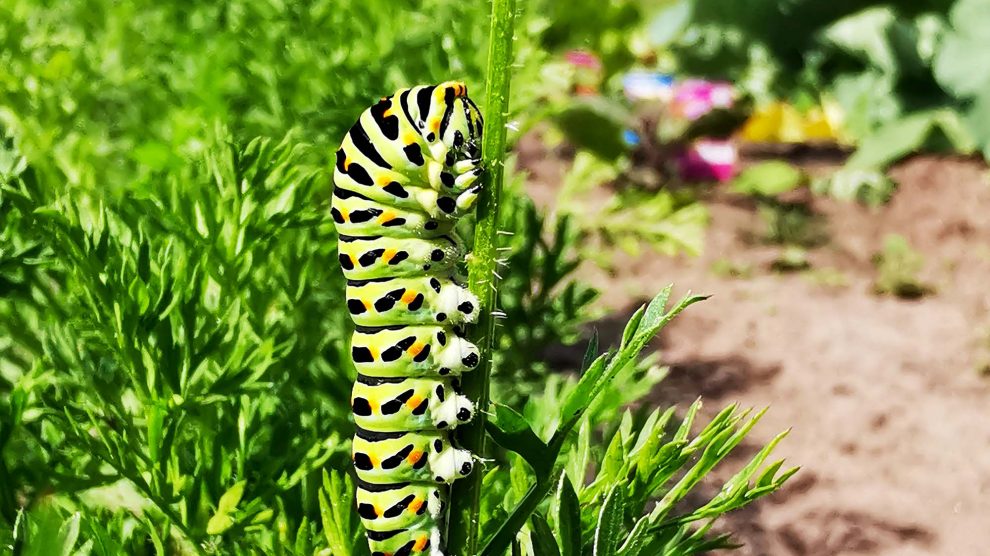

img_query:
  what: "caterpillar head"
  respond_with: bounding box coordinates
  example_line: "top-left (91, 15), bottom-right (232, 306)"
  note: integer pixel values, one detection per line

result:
top-left (410, 82), bottom-right (483, 162)
top-left (440, 84), bottom-right (483, 161)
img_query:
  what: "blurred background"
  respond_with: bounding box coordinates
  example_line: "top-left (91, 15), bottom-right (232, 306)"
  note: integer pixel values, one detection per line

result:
top-left (2, 0), bottom-right (988, 554)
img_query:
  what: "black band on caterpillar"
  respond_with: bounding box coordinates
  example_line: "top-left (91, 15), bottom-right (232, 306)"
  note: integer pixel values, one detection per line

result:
top-left (354, 425), bottom-right (409, 442)
top-left (356, 373), bottom-right (411, 386)
top-left (354, 324), bottom-right (410, 333)
top-left (338, 234), bottom-right (383, 242)
top-left (356, 478), bottom-right (412, 492)
top-left (333, 81), bottom-right (484, 556)
top-left (346, 277), bottom-right (396, 286)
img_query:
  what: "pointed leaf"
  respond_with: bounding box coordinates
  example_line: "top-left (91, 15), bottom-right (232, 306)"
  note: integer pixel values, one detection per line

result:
top-left (557, 475), bottom-right (582, 556)
top-left (593, 485), bottom-right (626, 556)
top-left (530, 513), bottom-right (561, 556)
top-left (486, 404), bottom-right (552, 477)
top-left (217, 480), bottom-right (246, 514)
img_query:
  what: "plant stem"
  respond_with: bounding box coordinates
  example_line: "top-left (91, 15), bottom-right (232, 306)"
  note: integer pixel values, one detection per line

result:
top-left (447, 0), bottom-right (517, 553)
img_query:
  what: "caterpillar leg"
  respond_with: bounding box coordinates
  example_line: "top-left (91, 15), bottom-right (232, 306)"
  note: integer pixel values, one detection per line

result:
top-left (455, 184), bottom-right (483, 213)
top-left (451, 158), bottom-right (481, 174)
top-left (408, 182), bottom-right (482, 218)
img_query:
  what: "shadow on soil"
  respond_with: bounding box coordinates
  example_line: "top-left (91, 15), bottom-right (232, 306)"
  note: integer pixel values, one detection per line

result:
top-left (545, 300), bottom-right (782, 403)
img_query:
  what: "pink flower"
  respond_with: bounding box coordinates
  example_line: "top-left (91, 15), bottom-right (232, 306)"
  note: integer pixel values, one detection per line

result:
top-left (671, 79), bottom-right (735, 120)
top-left (564, 50), bottom-right (603, 71)
top-left (676, 139), bottom-right (737, 183)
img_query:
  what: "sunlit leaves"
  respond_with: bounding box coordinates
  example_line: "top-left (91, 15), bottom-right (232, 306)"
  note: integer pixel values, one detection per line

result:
top-left (0, 133), bottom-right (355, 552)
top-left (206, 480), bottom-right (246, 535)
top-left (480, 289), bottom-right (794, 556)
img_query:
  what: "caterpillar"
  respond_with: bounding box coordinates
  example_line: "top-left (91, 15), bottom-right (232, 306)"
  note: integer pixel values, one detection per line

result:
top-left (332, 81), bottom-right (485, 556)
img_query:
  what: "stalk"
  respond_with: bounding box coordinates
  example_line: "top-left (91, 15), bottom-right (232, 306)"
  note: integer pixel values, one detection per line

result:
top-left (446, 0), bottom-right (517, 553)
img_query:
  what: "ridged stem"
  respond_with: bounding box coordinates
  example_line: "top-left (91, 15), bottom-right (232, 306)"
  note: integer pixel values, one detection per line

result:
top-left (446, 0), bottom-right (517, 554)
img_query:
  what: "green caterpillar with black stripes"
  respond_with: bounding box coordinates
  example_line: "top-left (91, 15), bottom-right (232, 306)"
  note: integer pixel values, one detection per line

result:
top-left (331, 81), bottom-right (485, 556)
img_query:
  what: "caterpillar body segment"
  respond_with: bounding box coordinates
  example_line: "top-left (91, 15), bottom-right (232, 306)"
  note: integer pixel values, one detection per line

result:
top-left (332, 81), bottom-right (484, 556)
top-left (352, 427), bottom-right (474, 485)
top-left (346, 276), bottom-right (479, 327)
top-left (351, 325), bottom-right (481, 379)
top-left (356, 481), bottom-right (445, 556)
top-left (351, 375), bottom-right (474, 432)
top-left (337, 234), bottom-right (463, 281)
top-left (331, 188), bottom-right (456, 239)
top-left (332, 169), bottom-right (481, 222)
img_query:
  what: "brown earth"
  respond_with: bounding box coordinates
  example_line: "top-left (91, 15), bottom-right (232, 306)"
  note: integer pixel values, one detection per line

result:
top-left (519, 137), bottom-right (990, 555)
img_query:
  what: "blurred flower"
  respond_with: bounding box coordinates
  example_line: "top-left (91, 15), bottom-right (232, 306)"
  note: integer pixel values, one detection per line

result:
top-left (565, 50), bottom-right (602, 71)
top-left (741, 100), bottom-right (846, 143)
top-left (676, 139), bottom-right (737, 182)
top-left (671, 79), bottom-right (735, 120)
top-left (622, 129), bottom-right (641, 147)
top-left (622, 71), bottom-right (675, 102)
top-left (564, 50), bottom-right (602, 95)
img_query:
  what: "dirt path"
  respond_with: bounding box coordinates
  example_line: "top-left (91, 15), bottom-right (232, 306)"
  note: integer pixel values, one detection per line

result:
top-left (525, 149), bottom-right (990, 555)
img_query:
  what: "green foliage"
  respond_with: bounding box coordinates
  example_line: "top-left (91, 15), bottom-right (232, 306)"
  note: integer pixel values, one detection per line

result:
top-left (770, 246), bottom-right (812, 274)
top-left (665, 0), bottom-right (990, 168)
top-left (0, 0), bottom-right (493, 190)
top-left (845, 109), bottom-right (975, 170)
top-left (495, 190), bottom-right (601, 396)
top-left (710, 258), bottom-right (754, 280)
top-left (2, 134), bottom-right (352, 553)
top-left (473, 289), bottom-right (796, 556)
top-left (729, 161), bottom-right (826, 251)
top-left (810, 167), bottom-right (895, 206)
top-left (757, 202), bottom-right (827, 249)
top-left (932, 0), bottom-right (990, 160)
top-left (451, 2), bottom-right (521, 549)
top-left (555, 152), bottom-right (710, 264)
top-left (555, 99), bottom-right (635, 162)
top-left (873, 234), bottom-right (934, 299)
top-left (595, 188), bottom-right (710, 258)
top-left (731, 161), bottom-right (805, 198)
top-left (532, 0), bottom-right (647, 79)
top-left (0, 133), bottom-right (633, 556)
top-left (318, 470), bottom-right (365, 556)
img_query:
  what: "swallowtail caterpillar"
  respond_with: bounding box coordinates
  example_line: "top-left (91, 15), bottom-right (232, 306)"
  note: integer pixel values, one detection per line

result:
top-left (332, 82), bottom-right (484, 556)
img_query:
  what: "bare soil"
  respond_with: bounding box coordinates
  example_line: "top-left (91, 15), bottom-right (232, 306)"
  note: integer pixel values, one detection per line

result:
top-left (520, 137), bottom-right (990, 555)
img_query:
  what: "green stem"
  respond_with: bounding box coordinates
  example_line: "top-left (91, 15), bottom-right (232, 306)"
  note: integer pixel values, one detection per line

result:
top-left (447, 0), bottom-right (517, 554)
